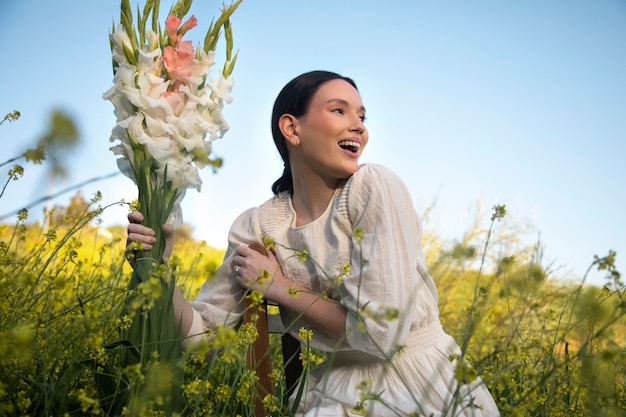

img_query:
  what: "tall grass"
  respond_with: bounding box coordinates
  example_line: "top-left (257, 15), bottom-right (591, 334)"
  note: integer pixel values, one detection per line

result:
top-left (426, 205), bottom-right (625, 417)
top-left (1, 111), bottom-right (624, 416)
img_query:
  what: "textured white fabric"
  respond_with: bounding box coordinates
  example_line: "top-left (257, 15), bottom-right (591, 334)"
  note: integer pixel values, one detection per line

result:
top-left (187, 163), bottom-right (500, 416)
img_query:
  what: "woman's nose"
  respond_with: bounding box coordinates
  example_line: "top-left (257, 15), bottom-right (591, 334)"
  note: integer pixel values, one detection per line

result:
top-left (350, 114), bottom-right (365, 133)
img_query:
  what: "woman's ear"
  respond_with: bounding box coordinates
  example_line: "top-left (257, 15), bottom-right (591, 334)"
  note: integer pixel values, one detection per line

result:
top-left (278, 114), bottom-right (300, 146)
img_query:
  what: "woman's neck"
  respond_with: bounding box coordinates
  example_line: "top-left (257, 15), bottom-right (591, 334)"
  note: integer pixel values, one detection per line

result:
top-left (290, 177), bottom-right (338, 226)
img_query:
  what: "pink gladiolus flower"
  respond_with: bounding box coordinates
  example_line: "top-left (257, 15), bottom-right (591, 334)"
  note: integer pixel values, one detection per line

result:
top-left (165, 15), bottom-right (180, 45)
top-left (179, 16), bottom-right (197, 37)
top-left (165, 15), bottom-right (197, 46)
top-left (162, 40), bottom-right (196, 83)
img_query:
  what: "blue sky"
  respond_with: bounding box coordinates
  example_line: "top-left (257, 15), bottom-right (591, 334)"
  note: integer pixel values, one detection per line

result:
top-left (1, 1), bottom-right (624, 286)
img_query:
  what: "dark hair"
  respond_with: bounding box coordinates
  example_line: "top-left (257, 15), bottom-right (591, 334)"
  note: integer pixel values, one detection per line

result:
top-left (271, 70), bottom-right (358, 195)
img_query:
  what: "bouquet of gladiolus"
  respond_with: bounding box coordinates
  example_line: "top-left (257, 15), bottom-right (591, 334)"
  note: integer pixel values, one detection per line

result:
top-left (103, 0), bottom-right (241, 412)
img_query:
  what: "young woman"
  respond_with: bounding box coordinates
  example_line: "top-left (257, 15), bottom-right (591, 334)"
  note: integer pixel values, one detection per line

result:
top-left (127, 70), bottom-right (500, 416)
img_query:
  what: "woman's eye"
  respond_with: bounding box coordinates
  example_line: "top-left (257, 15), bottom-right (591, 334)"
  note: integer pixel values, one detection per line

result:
top-left (331, 108), bottom-right (344, 114)
top-left (360, 115), bottom-right (367, 122)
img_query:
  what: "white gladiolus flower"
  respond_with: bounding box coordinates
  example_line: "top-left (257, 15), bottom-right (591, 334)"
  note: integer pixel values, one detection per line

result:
top-left (115, 155), bottom-right (134, 179)
top-left (137, 49), bottom-right (162, 75)
top-left (110, 26), bottom-right (134, 64)
top-left (208, 75), bottom-right (234, 104)
top-left (105, 10), bottom-right (235, 227)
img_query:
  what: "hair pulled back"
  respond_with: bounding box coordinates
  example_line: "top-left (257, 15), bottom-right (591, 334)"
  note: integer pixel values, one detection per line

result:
top-left (270, 70), bottom-right (358, 195)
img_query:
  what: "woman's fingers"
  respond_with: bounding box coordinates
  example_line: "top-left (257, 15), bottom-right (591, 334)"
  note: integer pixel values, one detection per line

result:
top-left (127, 211), bottom-right (144, 223)
top-left (126, 212), bottom-right (156, 250)
top-left (128, 222), bottom-right (156, 238)
top-left (127, 231), bottom-right (156, 250)
top-left (232, 245), bottom-right (284, 296)
top-left (161, 224), bottom-right (174, 259)
top-left (162, 223), bottom-right (174, 236)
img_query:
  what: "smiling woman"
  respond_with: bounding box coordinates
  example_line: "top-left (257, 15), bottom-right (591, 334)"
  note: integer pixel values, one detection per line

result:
top-left (127, 70), bottom-right (501, 416)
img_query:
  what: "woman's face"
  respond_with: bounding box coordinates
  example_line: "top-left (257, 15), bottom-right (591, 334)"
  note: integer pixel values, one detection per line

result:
top-left (292, 79), bottom-right (368, 183)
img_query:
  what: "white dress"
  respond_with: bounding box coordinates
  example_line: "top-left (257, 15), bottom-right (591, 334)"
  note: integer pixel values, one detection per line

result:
top-left (186, 163), bottom-right (500, 416)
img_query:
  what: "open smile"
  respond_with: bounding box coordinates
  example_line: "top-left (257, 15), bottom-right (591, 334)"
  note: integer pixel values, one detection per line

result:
top-left (338, 139), bottom-right (361, 154)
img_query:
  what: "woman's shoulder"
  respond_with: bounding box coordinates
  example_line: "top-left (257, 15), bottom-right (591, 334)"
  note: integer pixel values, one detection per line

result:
top-left (232, 193), bottom-right (289, 222)
top-left (349, 163), bottom-right (407, 194)
top-left (337, 163), bottom-right (412, 221)
top-left (256, 192), bottom-right (292, 235)
top-left (257, 192), bottom-right (290, 212)
top-left (228, 193), bottom-right (291, 243)
top-left (234, 192), bottom-right (289, 215)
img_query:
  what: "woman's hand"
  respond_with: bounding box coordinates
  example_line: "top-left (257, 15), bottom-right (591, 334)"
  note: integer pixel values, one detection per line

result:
top-left (126, 211), bottom-right (173, 268)
top-left (232, 245), bottom-right (290, 302)
top-left (234, 244), bottom-right (349, 342)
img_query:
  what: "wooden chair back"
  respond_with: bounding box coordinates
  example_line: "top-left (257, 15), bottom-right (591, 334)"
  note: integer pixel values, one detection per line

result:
top-left (243, 299), bottom-right (303, 417)
top-left (243, 245), bottom-right (303, 416)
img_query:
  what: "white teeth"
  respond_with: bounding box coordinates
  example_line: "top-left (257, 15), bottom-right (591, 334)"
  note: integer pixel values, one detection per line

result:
top-left (339, 140), bottom-right (361, 148)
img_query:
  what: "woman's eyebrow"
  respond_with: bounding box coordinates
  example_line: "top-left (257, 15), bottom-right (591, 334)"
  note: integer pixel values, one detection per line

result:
top-left (326, 98), bottom-right (366, 113)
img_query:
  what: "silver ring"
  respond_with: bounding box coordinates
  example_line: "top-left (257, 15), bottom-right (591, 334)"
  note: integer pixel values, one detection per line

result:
top-left (235, 265), bottom-right (241, 273)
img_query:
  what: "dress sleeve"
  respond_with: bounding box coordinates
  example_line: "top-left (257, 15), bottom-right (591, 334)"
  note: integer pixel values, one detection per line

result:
top-left (185, 207), bottom-right (263, 344)
top-left (343, 164), bottom-right (438, 358)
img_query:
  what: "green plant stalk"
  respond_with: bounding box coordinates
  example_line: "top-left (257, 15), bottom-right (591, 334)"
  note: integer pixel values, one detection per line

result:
top-left (118, 142), bottom-right (185, 413)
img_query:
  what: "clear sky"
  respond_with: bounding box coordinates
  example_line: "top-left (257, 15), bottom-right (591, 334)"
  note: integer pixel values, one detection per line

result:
top-left (1, 1), bottom-right (624, 287)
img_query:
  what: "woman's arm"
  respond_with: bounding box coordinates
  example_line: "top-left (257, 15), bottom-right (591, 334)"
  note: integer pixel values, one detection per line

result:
top-left (341, 164), bottom-right (433, 357)
top-left (233, 245), bottom-right (348, 342)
